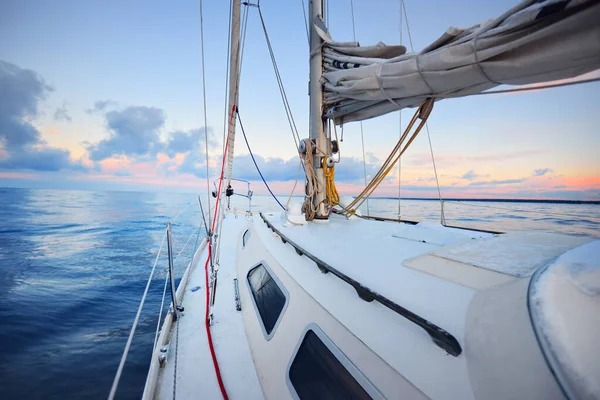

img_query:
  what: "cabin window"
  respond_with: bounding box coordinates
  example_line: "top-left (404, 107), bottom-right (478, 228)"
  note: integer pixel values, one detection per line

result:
top-left (288, 327), bottom-right (375, 400)
top-left (247, 263), bottom-right (288, 338)
top-left (243, 229), bottom-right (251, 247)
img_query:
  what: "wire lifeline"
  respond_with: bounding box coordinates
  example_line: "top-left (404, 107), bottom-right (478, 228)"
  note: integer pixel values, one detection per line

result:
top-left (236, 109), bottom-right (285, 210)
top-left (108, 230), bottom-right (167, 400)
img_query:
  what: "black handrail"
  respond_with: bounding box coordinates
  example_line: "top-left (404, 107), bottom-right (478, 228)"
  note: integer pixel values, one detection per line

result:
top-left (259, 212), bottom-right (462, 357)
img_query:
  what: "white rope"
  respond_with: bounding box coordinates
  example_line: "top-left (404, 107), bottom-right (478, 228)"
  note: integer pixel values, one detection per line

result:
top-left (108, 229), bottom-right (168, 400)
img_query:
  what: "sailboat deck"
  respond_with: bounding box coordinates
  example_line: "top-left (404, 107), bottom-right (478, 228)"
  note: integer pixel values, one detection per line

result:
top-left (157, 216), bottom-right (263, 400)
top-left (256, 210), bottom-right (591, 399)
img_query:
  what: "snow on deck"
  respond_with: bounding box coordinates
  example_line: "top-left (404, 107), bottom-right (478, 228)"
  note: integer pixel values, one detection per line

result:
top-left (530, 240), bottom-right (600, 399)
top-left (158, 216), bottom-right (263, 400)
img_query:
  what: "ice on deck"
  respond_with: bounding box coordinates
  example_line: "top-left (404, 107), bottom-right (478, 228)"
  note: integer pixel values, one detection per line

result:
top-left (530, 240), bottom-right (600, 400)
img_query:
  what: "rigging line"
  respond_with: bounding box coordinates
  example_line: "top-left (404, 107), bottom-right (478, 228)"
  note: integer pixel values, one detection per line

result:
top-left (108, 229), bottom-right (168, 400)
top-left (425, 122), bottom-right (444, 221)
top-left (402, 0), bottom-right (444, 223)
top-left (153, 270), bottom-right (170, 350)
top-left (239, 2), bottom-right (250, 75)
top-left (257, 6), bottom-right (302, 151)
top-left (199, 0), bottom-right (213, 235)
top-left (237, 109), bottom-right (286, 210)
top-left (222, 0), bottom-right (233, 155)
top-left (153, 224), bottom-right (200, 352)
top-left (170, 201), bottom-right (194, 223)
top-left (398, 0), bottom-right (403, 218)
top-left (300, 0), bottom-right (310, 44)
top-left (444, 200), bottom-right (600, 221)
top-left (439, 76), bottom-right (600, 98)
top-left (350, 0), bottom-right (370, 216)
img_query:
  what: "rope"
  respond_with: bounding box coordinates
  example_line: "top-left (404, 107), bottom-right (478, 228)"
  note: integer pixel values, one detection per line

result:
top-left (300, 0), bottom-right (310, 44)
top-left (323, 158), bottom-right (340, 206)
top-left (345, 99), bottom-right (434, 215)
top-left (108, 229), bottom-right (168, 400)
top-left (154, 270), bottom-right (170, 350)
top-left (221, 0), bottom-right (233, 155)
top-left (236, 109), bottom-right (285, 210)
top-left (349, 0), bottom-right (370, 216)
top-left (170, 201), bottom-right (194, 223)
top-left (445, 200), bottom-right (600, 221)
top-left (199, 0), bottom-right (213, 236)
top-left (402, 0), bottom-right (444, 224)
top-left (301, 140), bottom-right (319, 221)
top-left (257, 5), bottom-right (302, 153)
top-left (398, 0), bottom-right (403, 218)
top-left (204, 125), bottom-right (231, 399)
top-left (426, 122), bottom-right (445, 224)
top-left (439, 76), bottom-right (600, 98)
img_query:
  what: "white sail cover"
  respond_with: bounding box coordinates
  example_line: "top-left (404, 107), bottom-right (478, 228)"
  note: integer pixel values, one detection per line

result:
top-left (320, 0), bottom-right (600, 124)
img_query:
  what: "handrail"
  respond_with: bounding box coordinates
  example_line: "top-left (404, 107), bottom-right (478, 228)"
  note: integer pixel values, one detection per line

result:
top-left (259, 212), bottom-right (462, 357)
top-left (109, 200), bottom-right (209, 399)
top-left (108, 229), bottom-right (168, 400)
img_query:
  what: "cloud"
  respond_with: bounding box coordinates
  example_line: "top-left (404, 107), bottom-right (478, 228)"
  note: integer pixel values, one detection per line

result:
top-left (468, 178), bottom-right (527, 187)
top-left (460, 170), bottom-right (490, 181)
top-left (166, 128), bottom-right (217, 157)
top-left (86, 99), bottom-right (118, 114)
top-left (113, 168), bottom-right (131, 177)
top-left (86, 106), bottom-right (218, 173)
top-left (0, 60), bottom-right (86, 172)
top-left (87, 106), bottom-right (166, 161)
top-left (54, 102), bottom-right (72, 122)
top-left (533, 168), bottom-right (553, 176)
top-left (229, 154), bottom-right (381, 183)
top-left (0, 147), bottom-right (86, 172)
top-left (406, 150), bottom-right (547, 167)
top-left (232, 155), bottom-right (300, 181)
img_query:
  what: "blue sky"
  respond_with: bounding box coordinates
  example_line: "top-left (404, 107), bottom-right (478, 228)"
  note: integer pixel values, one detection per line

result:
top-left (1, 0), bottom-right (599, 199)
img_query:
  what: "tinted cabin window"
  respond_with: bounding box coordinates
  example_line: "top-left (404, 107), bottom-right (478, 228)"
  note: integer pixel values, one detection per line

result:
top-left (243, 229), bottom-right (251, 247)
top-left (289, 330), bottom-right (372, 400)
top-left (247, 264), bottom-right (286, 335)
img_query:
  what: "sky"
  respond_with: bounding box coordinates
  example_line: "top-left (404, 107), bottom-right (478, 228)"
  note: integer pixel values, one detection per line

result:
top-left (0, 0), bottom-right (599, 200)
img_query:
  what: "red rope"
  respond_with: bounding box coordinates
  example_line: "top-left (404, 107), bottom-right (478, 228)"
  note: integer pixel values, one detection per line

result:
top-left (204, 105), bottom-right (235, 400)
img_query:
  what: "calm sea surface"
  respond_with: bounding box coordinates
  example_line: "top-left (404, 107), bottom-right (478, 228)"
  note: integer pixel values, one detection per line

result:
top-left (0, 187), bottom-right (598, 399)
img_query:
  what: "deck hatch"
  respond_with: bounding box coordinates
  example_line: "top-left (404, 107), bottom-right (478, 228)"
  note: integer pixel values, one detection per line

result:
top-left (287, 325), bottom-right (379, 400)
top-left (247, 262), bottom-right (288, 339)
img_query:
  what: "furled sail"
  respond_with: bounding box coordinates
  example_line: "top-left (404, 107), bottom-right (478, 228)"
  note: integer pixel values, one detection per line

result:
top-left (320, 0), bottom-right (600, 124)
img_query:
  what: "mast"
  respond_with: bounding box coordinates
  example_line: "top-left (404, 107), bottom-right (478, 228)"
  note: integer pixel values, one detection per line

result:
top-left (308, 0), bottom-right (329, 219)
top-left (225, 0), bottom-right (241, 185)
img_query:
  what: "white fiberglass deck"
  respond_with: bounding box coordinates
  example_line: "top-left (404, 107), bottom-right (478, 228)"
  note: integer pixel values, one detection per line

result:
top-left (157, 216), bottom-right (262, 400)
top-left (256, 211), bottom-right (592, 400)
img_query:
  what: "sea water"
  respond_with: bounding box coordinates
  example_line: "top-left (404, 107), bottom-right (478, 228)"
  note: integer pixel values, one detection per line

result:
top-left (0, 187), bottom-right (598, 399)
